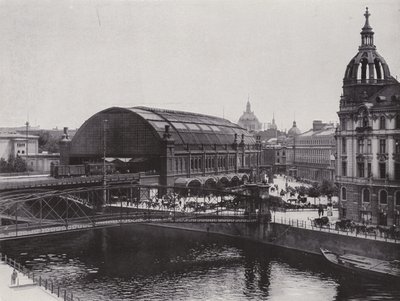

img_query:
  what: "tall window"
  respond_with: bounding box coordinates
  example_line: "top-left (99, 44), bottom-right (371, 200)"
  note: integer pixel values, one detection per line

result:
top-left (341, 119), bottom-right (347, 130)
top-left (396, 191), bottom-right (400, 206)
top-left (395, 139), bottom-right (400, 154)
top-left (379, 139), bottom-right (386, 153)
top-left (358, 139), bottom-right (364, 153)
top-left (342, 161), bottom-right (347, 176)
top-left (379, 116), bottom-right (386, 129)
top-left (395, 163), bottom-right (400, 180)
top-left (367, 163), bottom-right (372, 177)
top-left (379, 190), bottom-right (388, 204)
top-left (379, 212), bottom-right (387, 226)
top-left (363, 116), bottom-right (369, 127)
top-left (357, 162), bottom-right (365, 177)
top-left (379, 162), bottom-right (386, 179)
top-left (396, 115), bottom-right (400, 129)
top-left (367, 139), bottom-right (372, 153)
top-left (342, 138), bottom-right (347, 154)
top-left (341, 187), bottom-right (347, 200)
top-left (362, 188), bottom-right (370, 203)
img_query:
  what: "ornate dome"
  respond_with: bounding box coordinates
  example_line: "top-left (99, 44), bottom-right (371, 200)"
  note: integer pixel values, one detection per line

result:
top-left (288, 121), bottom-right (301, 137)
top-left (343, 8), bottom-right (394, 85)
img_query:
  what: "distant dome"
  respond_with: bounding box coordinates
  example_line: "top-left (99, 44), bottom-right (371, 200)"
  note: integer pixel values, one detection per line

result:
top-left (237, 100), bottom-right (262, 132)
top-left (288, 121), bottom-right (301, 137)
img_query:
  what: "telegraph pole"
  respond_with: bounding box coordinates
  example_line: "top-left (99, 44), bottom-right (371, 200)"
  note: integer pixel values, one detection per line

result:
top-left (102, 119), bottom-right (108, 208)
top-left (25, 121), bottom-right (29, 173)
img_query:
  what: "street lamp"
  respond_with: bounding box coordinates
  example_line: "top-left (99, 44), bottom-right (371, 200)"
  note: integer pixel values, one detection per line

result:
top-left (25, 121), bottom-right (29, 174)
top-left (102, 119), bottom-right (108, 207)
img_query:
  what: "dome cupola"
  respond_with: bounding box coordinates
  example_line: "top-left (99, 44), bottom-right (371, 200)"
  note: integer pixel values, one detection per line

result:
top-left (343, 8), bottom-right (393, 86)
top-left (288, 121), bottom-right (301, 137)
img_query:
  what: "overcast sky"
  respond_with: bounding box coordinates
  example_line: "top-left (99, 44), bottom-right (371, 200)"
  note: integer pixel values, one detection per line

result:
top-left (0, 0), bottom-right (399, 132)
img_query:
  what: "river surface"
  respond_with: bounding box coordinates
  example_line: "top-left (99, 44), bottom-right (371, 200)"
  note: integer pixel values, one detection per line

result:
top-left (0, 225), bottom-right (399, 301)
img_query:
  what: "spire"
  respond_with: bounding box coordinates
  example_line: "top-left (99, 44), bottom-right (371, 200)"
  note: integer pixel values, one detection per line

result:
top-left (246, 100), bottom-right (251, 113)
top-left (272, 112), bottom-right (275, 125)
top-left (360, 7), bottom-right (375, 49)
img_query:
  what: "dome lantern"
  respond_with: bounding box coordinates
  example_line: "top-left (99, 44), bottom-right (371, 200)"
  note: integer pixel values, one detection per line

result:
top-left (343, 8), bottom-right (393, 87)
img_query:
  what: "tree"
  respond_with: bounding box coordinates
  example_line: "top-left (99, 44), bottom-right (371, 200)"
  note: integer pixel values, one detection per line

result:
top-left (14, 156), bottom-right (27, 172)
top-left (297, 185), bottom-right (308, 196)
top-left (307, 183), bottom-right (321, 205)
top-left (0, 158), bottom-right (8, 172)
top-left (319, 179), bottom-right (338, 197)
top-left (38, 131), bottom-right (60, 153)
top-left (0, 155), bottom-right (28, 173)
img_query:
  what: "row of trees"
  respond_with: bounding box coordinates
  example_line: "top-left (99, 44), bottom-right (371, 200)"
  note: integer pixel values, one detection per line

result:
top-left (0, 156), bottom-right (28, 173)
top-left (294, 179), bottom-right (338, 199)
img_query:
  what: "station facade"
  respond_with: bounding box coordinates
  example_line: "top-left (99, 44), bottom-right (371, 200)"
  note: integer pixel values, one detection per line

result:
top-left (336, 9), bottom-right (400, 226)
top-left (60, 106), bottom-right (261, 188)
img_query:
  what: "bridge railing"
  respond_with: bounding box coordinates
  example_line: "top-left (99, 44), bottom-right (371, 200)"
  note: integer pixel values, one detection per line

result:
top-left (0, 252), bottom-right (80, 301)
top-left (272, 215), bottom-right (400, 244)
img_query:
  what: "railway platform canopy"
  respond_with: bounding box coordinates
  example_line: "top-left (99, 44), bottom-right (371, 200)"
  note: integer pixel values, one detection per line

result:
top-left (61, 106), bottom-right (261, 186)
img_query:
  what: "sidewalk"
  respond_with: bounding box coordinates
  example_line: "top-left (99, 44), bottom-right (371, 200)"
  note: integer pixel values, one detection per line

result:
top-left (273, 208), bottom-right (339, 224)
top-left (0, 261), bottom-right (58, 301)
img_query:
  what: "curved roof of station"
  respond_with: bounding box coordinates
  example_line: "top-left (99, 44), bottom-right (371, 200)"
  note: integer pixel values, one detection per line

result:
top-left (102, 106), bottom-right (255, 146)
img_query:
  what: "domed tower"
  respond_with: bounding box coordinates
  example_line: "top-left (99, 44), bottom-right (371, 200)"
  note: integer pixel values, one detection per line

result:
top-left (237, 100), bottom-right (262, 132)
top-left (336, 8), bottom-right (400, 226)
top-left (288, 121), bottom-right (301, 137)
top-left (341, 7), bottom-right (398, 106)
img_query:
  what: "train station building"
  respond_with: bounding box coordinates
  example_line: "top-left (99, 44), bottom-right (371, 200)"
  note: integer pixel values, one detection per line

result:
top-left (59, 106), bottom-right (261, 187)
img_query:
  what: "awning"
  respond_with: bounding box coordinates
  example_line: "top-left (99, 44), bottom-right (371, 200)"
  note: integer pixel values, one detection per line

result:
top-left (104, 157), bottom-right (133, 163)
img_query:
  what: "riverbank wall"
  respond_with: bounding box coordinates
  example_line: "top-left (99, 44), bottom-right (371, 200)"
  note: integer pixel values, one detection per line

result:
top-left (151, 222), bottom-right (400, 260)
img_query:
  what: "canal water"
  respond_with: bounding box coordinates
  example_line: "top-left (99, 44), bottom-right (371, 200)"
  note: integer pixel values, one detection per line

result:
top-left (0, 225), bottom-right (399, 301)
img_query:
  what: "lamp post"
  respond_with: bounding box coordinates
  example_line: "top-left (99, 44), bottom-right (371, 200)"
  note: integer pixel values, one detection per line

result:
top-left (25, 121), bottom-right (29, 173)
top-left (102, 119), bottom-right (108, 207)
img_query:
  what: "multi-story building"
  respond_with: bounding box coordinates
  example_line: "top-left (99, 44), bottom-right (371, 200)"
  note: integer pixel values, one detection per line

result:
top-left (336, 8), bottom-right (400, 226)
top-left (0, 132), bottom-right (38, 159)
top-left (0, 131), bottom-right (59, 173)
top-left (286, 120), bottom-right (336, 182)
top-left (260, 144), bottom-right (287, 175)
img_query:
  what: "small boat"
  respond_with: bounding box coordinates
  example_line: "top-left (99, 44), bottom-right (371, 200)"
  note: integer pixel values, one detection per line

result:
top-left (320, 248), bottom-right (400, 281)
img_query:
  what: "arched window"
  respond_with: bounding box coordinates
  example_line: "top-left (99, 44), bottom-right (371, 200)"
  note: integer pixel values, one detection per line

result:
top-left (341, 187), bottom-right (347, 200)
top-left (379, 116), bottom-right (386, 129)
top-left (379, 190), bottom-right (388, 204)
top-left (395, 191), bottom-right (400, 206)
top-left (362, 188), bottom-right (370, 203)
top-left (363, 116), bottom-right (369, 127)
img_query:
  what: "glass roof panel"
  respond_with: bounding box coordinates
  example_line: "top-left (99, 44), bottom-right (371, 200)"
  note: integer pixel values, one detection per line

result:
top-left (186, 123), bottom-right (201, 131)
top-left (171, 122), bottom-right (188, 130)
top-left (134, 111), bottom-right (164, 121)
top-left (209, 125), bottom-right (221, 132)
top-left (150, 121), bottom-right (169, 130)
top-left (198, 124), bottom-right (212, 131)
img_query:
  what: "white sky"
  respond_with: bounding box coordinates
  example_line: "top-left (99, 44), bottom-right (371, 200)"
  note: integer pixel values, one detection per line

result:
top-left (0, 0), bottom-right (399, 132)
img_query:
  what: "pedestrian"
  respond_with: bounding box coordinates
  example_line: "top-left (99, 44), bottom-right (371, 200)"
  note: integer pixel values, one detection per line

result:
top-left (11, 269), bottom-right (17, 286)
top-left (318, 205), bottom-right (322, 217)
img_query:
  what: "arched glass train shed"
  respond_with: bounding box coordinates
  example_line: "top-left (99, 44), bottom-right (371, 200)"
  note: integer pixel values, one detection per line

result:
top-left (61, 106), bottom-right (261, 186)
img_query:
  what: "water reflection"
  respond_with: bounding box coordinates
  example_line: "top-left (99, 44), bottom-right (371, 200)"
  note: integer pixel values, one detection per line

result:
top-left (0, 225), bottom-right (399, 301)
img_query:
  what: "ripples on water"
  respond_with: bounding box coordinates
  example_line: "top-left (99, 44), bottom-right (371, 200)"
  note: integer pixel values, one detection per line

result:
top-left (0, 225), bottom-right (399, 301)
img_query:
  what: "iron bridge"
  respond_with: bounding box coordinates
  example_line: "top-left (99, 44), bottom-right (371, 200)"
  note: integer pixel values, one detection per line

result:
top-left (0, 183), bottom-right (272, 241)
